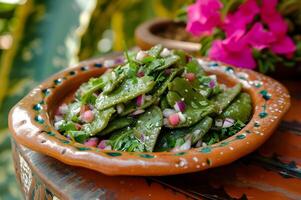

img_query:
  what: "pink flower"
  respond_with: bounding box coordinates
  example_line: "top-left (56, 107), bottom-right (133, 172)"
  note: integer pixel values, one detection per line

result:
top-left (244, 22), bottom-right (275, 50)
top-left (186, 0), bottom-right (223, 36)
top-left (260, 0), bottom-right (287, 38)
top-left (209, 30), bottom-right (256, 69)
top-left (270, 36), bottom-right (296, 55)
top-left (223, 0), bottom-right (260, 36)
top-left (260, 0), bottom-right (296, 55)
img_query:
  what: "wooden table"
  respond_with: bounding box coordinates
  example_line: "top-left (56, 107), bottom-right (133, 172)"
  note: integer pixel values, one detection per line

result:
top-left (12, 80), bottom-right (301, 200)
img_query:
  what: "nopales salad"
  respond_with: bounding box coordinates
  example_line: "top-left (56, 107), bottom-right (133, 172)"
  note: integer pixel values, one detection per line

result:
top-left (54, 45), bottom-right (252, 152)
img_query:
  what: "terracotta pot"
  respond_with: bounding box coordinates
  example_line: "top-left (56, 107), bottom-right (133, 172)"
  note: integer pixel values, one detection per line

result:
top-left (135, 18), bottom-right (200, 53)
top-left (9, 55), bottom-right (290, 176)
top-left (135, 18), bottom-right (301, 80)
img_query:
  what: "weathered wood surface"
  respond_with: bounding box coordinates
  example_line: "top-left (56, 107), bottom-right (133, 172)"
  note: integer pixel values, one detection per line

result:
top-left (12, 80), bottom-right (301, 200)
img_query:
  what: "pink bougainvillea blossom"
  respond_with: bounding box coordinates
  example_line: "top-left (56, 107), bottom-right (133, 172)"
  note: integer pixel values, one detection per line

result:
top-left (244, 22), bottom-right (275, 50)
top-left (223, 0), bottom-right (260, 36)
top-left (270, 36), bottom-right (296, 55)
top-left (208, 30), bottom-right (256, 69)
top-left (260, 0), bottom-right (296, 55)
top-left (186, 0), bottom-right (223, 36)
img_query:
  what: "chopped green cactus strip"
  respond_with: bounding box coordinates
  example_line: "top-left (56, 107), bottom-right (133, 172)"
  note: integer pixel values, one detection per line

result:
top-left (148, 44), bottom-right (163, 57)
top-left (211, 84), bottom-right (242, 113)
top-left (96, 76), bottom-right (155, 111)
top-left (221, 93), bottom-right (252, 123)
top-left (65, 102), bottom-right (81, 122)
top-left (160, 96), bottom-right (169, 110)
top-left (82, 107), bottom-right (115, 136)
top-left (155, 116), bottom-right (213, 151)
top-left (190, 116), bottom-right (213, 144)
top-left (108, 129), bottom-right (147, 152)
top-left (133, 106), bottom-right (163, 152)
top-left (99, 117), bottom-right (134, 136)
top-left (67, 130), bottom-right (89, 143)
top-left (154, 55), bottom-right (180, 71)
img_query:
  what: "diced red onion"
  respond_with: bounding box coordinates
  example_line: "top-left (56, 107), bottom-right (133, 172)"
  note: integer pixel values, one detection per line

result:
top-left (104, 59), bottom-right (115, 68)
top-left (54, 115), bottom-right (63, 122)
top-left (195, 140), bottom-right (202, 148)
top-left (178, 112), bottom-right (186, 123)
top-left (54, 120), bottom-right (64, 130)
top-left (131, 109), bottom-right (145, 116)
top-left (160, 48), bottom-right (171, 57)
top-left (104, 145), bottom-right (112, 150)
top-left (171, 139), bottom-right (191, 152)
top-left (98, 140), bottom-right (108, 149)
top-left (80, 105), bottom-right (89, 115)
top-left (140, 133), bottom-right (145, 142)
top-left (223, 118), bottom-right (235, 128)
top-left (174, 101), bottom-right (186, 112)
top-left (215, 119), bottom-right (223, 127)
top-left (58, 103), bottom-right (68, 115)
top-left (179, 139), bottom-right (191, 151)
top-left (84, 137), bottom-right (99, 147)
top-left (137, 71), bottom-right (145, 77)
top-left (164, 68), bottom-right (172, 75)
top-left (82, 110), bottom-right (94, 123)
top-left (209, 79), bottom-right (216, 88)
top-left (163, 109), bottom-right (176, 118)
top-left (116, 103), bottom-right (124, 114)
top-left (168, 113), bottom-right (180, 126)
top-left (209, 75), bottom-right (217, 80)
top-left (136, 51), bottom-right (148, 61)
top-left (75, 123), bottom-right (82, 130)
top-left (184, 73), bottom-right (196, 82)
top-left (115, 56), bottom-right (124, 64)
top-left (186, 55), bottom-right (192, 62)
top-left (136, 95), bottom-right (145, 107)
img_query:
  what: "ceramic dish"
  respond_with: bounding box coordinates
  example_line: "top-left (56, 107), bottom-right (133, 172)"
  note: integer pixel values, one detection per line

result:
top-left (9, 55), bottom-right (290, 176)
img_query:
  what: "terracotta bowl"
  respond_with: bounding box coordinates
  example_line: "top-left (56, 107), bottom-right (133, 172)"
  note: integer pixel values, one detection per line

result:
top-left (9, 55), bottom-right (290, 176)
top-left (135, 18), bottom-right (200, 53)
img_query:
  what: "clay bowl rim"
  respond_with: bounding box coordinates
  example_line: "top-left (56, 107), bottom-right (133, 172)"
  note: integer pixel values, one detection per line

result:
top-left (135, 18), bottom-right (201, 52)
top-left (8, 56), bottom-right (290, 176)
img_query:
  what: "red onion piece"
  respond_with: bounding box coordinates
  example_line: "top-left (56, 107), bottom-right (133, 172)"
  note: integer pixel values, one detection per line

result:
top-left (163, 109), bottom-right (176, 118)
top-left (75, 123), bottom-right (82, 130)
top-left (98, 140), bottom-right (109, 149)
top-left (137, 71), bottom-right (145, 77)
top-left (80, 104), bottom-right (89, 115)
top-left (209, 79), bottom-right (216, 88)
top-left (84, 137), bottom-right (99, 147)
top-left (178, 112), bottom-right (186, 123)
top-left (81, 110), bottom-right (94, 123)
top-left (174, 101), bottom-right (186, 112)
top-left (164, 68), bottom-right (172, 75)
top-left (58, 103), bottom-right (68, 115)
top-left (136, 95), bottom-right (145, 107)
top-left (223, 118), bottom-right (235, 128)
top-left (131, 109), bottom-right (145, 116)
top-left (168, 113), bottom-right (180, 126)
top-left (136, 51), bottom-right (148, 61)
top-left (184, 73), bottom-right (196, 82)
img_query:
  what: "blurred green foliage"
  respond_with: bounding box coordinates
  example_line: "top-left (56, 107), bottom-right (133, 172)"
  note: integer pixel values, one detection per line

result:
top-left (0, 0), bottom-right (188, 199)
